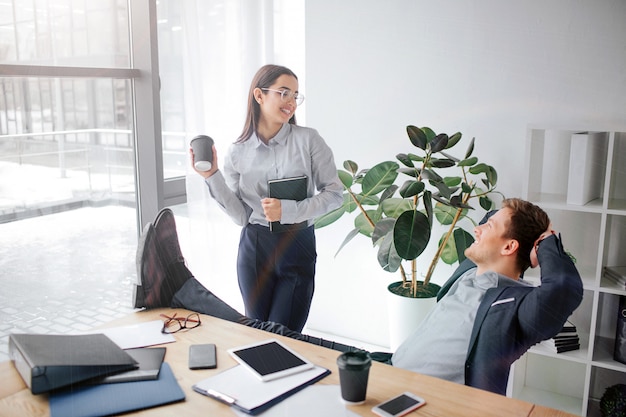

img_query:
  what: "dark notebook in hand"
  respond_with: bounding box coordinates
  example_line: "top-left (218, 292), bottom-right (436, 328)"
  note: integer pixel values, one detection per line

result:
top-left (268, 176), bottom-right (308, 233)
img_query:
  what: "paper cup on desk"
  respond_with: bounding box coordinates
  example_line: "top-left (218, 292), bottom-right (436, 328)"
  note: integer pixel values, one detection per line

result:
top-left (336, 351), bottom-right (371, 405)
top-left (190, 135), bottom-right (214, 171)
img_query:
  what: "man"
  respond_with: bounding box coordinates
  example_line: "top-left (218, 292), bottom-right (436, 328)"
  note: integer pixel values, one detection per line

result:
top-left (133, 198), bottom-right (583, 395)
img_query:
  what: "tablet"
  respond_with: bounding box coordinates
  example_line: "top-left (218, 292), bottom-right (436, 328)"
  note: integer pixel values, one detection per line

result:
top-left (227, 339), bottom-right (314, 382)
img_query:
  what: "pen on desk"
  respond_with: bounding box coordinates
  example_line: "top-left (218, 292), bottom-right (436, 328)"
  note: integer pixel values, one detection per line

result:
top-left (206, 389), bottom-right (236, 405)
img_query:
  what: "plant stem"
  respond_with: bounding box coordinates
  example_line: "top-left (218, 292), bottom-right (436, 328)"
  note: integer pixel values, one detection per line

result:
top-left (348, 188), bottom-right (376, 229)
top-left (423, 187), bottom-right (472, 286)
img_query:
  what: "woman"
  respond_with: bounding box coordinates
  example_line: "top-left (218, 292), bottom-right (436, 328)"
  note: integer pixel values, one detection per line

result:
top-left (190, 64), bottom-right (343, 332)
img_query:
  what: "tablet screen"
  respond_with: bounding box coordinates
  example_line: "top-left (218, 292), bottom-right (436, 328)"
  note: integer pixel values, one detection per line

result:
top-left (228, 339), bottom-right (314, 381)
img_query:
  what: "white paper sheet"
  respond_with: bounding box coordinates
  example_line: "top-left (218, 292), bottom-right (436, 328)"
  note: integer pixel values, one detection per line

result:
top-left (87, 320), bottom-right (175, 349)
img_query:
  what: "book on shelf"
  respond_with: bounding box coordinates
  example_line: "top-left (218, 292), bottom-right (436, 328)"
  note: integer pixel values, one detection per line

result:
top-left (267, 175), bottom-right (308, 233)
top-left (559, 321), bottom-right (577, 334)
top-left (540, 320), bottom-right (580, 354)
top-left (540, 340), bottom-right (581, 354)
top-left (566, 131), bottom-right (607, 206)
top-left (8, 333), bottom-right (138, 394)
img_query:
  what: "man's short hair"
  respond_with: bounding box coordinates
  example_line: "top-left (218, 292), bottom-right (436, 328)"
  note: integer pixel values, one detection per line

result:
top-left (501, 198), bottom-right (551, 272)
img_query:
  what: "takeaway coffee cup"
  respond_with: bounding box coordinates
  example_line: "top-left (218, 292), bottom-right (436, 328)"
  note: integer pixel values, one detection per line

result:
top-left (190, 135), bottom-right (214, 171)
top-left (336, 351), bottom-right (372, 405)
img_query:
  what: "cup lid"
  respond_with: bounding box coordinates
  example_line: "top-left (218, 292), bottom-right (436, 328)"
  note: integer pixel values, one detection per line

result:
top-left (190, 135), bottom-right (214, 144)
top-left (337, 351), bottom-right (371, 370)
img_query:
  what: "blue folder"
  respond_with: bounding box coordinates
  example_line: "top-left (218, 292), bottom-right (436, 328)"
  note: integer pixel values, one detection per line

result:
top-left (49, 362), bottom-right (185, 417)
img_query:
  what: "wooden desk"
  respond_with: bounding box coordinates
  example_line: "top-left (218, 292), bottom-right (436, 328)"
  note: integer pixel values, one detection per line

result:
top-left (0, 309), bottom-right (568, 417)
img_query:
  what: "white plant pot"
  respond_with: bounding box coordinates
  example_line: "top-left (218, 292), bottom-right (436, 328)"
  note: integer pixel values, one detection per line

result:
top-left (386, 282), bottom-right (439, 351)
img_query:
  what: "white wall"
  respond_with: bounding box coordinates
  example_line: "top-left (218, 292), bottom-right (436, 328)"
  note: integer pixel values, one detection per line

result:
top-left (303, 0), bottom-right (626, 348)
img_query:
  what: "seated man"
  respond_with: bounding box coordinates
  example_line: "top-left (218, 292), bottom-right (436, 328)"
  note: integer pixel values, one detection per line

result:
top-left (133, 198), bottom-right (583, 395)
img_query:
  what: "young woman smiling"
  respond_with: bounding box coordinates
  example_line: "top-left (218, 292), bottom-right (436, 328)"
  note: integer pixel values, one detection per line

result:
top-left (190, 65), bottom-right (342, 332)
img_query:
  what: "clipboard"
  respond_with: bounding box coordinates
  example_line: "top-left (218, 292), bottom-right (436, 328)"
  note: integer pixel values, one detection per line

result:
top-left (192, 364), bottom-right (330, 415)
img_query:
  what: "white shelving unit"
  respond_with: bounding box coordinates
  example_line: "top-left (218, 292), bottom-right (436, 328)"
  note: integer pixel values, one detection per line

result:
top-left (508, 125), bottom-right (626, 416)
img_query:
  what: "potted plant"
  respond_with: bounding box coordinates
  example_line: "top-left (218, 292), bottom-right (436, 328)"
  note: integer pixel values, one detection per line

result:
top-left (316, 125), bottom-right (500, 348)
top-left (600, 384), bottom-right (626, 417)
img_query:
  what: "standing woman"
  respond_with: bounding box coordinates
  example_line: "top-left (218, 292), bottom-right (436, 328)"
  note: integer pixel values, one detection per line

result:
top-left (190, 64), bottom-right (343, 332)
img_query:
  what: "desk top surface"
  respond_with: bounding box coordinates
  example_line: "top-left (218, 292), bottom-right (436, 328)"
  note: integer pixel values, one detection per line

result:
top-left (0, 308), bottom-right (575, 417)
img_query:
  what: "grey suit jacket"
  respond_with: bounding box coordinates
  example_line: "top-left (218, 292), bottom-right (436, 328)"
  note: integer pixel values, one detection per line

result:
top-left (437, 232), bottom-right (583, 395)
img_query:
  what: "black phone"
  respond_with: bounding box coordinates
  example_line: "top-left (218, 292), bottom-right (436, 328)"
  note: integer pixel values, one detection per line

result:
top-left (189, 343), bottom-right (217, 369)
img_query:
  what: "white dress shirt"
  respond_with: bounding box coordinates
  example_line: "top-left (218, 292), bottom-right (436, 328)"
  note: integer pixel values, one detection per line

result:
top-left (205, 123), bottom-right (343, 227)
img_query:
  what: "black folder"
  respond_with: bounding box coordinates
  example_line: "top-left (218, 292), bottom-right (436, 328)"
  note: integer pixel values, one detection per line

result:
top-left (8, 333), bottom-right (137, 394)
top-left (268, 175), bottom-right (308, 233)
top-left (49, 362), bottom-right (185, 417)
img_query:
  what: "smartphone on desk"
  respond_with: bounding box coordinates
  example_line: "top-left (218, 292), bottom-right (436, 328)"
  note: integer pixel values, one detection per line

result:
top-left (189, 343), bottom-right (217, 370)
top-left (372, 392), bottom-right (426, 417)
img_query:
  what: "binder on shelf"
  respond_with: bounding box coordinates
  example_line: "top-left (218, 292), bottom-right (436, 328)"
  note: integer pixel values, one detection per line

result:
top-left (614, 296), bottom-right (626, 364)
top-left (193, 364), bottom-right (330, 415)
top-left (8, 333), bottom-right (137, 394)
top-left (566, 131), bottom-right (606, 206)
top-left (267, 175), bottom-right (308, 233)
top-left (49, 362), bottom-right (185, 417)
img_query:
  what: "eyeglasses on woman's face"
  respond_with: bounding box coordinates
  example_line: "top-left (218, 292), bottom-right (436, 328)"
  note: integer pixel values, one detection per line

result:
top-left (261, 88), bottom-right (305, 106)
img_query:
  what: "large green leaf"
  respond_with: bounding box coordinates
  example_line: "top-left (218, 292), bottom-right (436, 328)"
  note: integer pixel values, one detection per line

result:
top-left (458, 156), bottom-right (478, 167)
top-left (430, 158), bottom-right (456, 168)
top-left (439, 233), bottom-right (457, 264)
top-left (353, 193), bottom-right (380, 207)
top-left (464, 137), bottom-right (475, 159)
top-left (362, 161), bottom-right (399, 195)
top-left (398, 167), bottom-right (419, 177)
top-left (430, 133), bottom-right (449, 153)
top-left (421, 127), bottom-right (437, 143)
top-left (343, 160), bottom-right (358, 174)
top-left (453, 228), bottom-right (474, 264)
top-left (377, 228), bottom-right (402, 272)
top-left (380, 184), bottom-right (399, 203)
top-left (480, 195), bottom-right (494, 210)
top-left (334, 228), bottom-right (361, 257)
top-left (396, 153), bottom-right (414, 168)
top-left (439, 228), bottom-right (474, 264)
top-left (434, 203), bottom-right (461, 225)
top-left (406, 125), bottom-right (427, 150)
top-left (446, 132), bottom-right (462, 149)
top-left (314, 205), bottom-right (346, 228)
top-left (486, 165), bottom-right (498, 186)
top-left (399, 179), bottom-right (425, 198)
top-left (337, 170), bottom-right (353, 188)
top-left (393, 210), bottom-right (431, 260)
top-left (443, 176), bottom-right (462, 187)
top-left (372, 217), bottom-right (395, 246)
top-left (381, 198), bottom-right (414, 218)
top-left (354, 209), bottom-right (380, 237)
